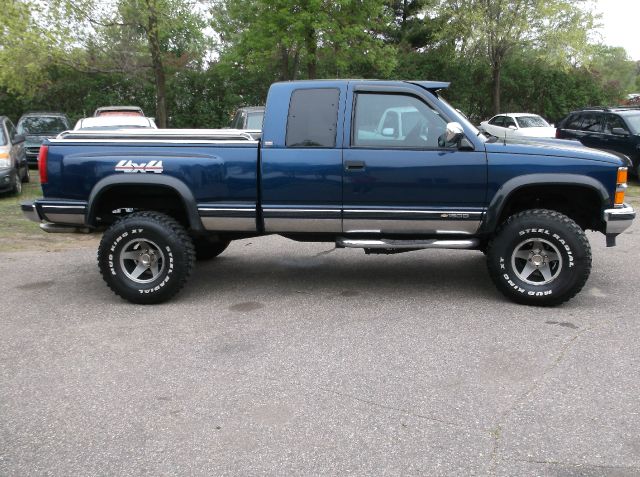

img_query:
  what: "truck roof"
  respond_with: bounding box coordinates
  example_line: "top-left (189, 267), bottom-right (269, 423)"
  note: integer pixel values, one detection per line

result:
top-left (271, 79), bottom-right (451, 92)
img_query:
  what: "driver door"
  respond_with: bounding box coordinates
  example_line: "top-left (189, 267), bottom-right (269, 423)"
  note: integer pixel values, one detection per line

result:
top-left (342, 88), bottom-right (487, 235)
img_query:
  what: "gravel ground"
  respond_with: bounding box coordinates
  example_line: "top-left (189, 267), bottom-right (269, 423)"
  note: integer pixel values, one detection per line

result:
top-left (0, 221), bottom-right (638, 476)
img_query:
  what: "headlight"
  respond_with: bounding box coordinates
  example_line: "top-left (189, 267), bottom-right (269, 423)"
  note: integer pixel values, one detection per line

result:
top-left (0, 158), bottom-right (11, 169)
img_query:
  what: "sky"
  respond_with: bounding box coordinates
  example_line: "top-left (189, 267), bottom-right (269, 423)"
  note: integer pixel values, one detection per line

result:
top-left (595, 0), bottom-right (640, 60)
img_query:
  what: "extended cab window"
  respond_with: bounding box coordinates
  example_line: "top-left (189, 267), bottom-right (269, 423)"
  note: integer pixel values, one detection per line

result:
top-left (286, 88), bottom-right (339, 148)
top-left (353, 93), bottom-right (449, 148)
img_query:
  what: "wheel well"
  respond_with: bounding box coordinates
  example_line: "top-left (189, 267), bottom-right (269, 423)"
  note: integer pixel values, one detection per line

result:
top-left (91, 184), bottom-right (190, 228)
top-left (497, 185), bottom-right (603, 231)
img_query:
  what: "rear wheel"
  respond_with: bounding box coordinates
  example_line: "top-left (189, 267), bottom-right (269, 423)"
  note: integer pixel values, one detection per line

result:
top-left (97, 211), bottom-right (195, 304)
top-left (21, 165), bottom-right (30, 183)
top-left (487, 209), bottom-right (591, 306)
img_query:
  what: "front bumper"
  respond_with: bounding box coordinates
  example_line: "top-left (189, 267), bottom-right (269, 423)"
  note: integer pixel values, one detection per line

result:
top-left (604, 203), bottom-right (635, 235)
top-left (21, 200), bottom-right (92, 233)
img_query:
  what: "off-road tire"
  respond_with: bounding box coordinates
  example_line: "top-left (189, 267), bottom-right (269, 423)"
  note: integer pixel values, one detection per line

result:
top-left (97, 211), bottom-right (195, 304)
top-left (193, 236), bottom-right (230, 261)
top-left (487, 209), bottom-right (591, 306)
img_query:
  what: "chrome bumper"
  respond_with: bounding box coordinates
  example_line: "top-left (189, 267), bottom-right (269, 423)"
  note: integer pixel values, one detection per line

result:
top-left (20, 200), bottom-right (92, 233)
top-left (603, 203), bottom-right (635, 235)
top-left (21, 202), bottom-right (40, 222)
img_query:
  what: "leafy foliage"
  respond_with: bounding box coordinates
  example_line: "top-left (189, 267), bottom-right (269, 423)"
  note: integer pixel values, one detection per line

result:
top-left (0, 0), bottom-right (638, 127)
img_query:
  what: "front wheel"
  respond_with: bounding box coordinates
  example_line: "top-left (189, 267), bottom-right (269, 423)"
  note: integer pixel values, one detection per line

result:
top-left (487, 209), bottom-right (592, 306)
top-left (11, 172), bottom-right (22, 195)
top-left (97, 211), bottom-right (195, 304)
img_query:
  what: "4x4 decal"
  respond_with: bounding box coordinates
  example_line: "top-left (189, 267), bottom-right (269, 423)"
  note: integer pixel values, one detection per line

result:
top-left (115, 160), bottom-right (163, 174)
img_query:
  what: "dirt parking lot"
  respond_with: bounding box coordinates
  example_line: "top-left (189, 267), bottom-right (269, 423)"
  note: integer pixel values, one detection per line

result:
top-left (1, 213), bottom-right (639, 475)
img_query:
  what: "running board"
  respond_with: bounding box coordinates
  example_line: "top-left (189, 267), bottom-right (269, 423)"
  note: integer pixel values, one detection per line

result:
top-left (336, 238), bottom-right (480, 250)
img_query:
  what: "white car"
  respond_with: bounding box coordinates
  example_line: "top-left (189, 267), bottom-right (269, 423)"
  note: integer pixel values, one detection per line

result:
top-left (73, 116), bottom-right (157, 131)
top-left (479, 113), bottom-right (556, 139)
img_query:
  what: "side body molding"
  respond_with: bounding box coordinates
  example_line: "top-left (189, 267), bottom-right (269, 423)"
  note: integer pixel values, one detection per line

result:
top-left (482, 173), bottom-right (610, 233)
top-left (87, 174), bottom-right (204, 230)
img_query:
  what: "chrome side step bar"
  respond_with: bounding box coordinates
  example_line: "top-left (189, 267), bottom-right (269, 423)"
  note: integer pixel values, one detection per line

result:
top-left (336, 238), bottom-right (480, 250)
top-left (40, 223), bottom-right (92, 234)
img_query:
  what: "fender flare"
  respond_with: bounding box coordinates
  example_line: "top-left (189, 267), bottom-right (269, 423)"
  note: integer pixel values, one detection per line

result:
top-left (482, 173), bottom-right (610, 233)
top-left (87, 175), bottom-right (204, 231)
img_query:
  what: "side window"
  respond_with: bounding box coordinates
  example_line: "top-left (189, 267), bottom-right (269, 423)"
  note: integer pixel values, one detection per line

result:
top-left (581, 113), bottom-right (603, 132)
top-left (566, 114), bottom-right (583, 130)
top-left (353, 93), bottom-right (449, 149)
top-left (604, 115), bottom-right (629, 134)
top-left (489, 116), bottom-right (503, 126)
top-left (504, 117), bottom-right (517, 128)
top-left (286, 88), bottom-right (339, 148)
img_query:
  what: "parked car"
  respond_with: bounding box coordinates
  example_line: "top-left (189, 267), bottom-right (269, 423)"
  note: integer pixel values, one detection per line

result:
top-left (16, 112), bottom-right (70, 166)
top-left (94, 106), bottom-right (145, 117)
top-left (479, 113), bottom-right (556, 139)
top-left (0, 116), bottom-right (28, 195)
top-left (73, 116), bottom-right (157, 131)
top-left (556, 107), bottom-right (640, 177)
top-left (22, 80), bottom-right (635, 307)
top-left (230, 106), bottom-right (264, 130)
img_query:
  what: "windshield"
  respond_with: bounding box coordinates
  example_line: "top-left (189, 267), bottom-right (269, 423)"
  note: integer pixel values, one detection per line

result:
top-left (18, 116), bottom-right (68, 135)
top-left (625, 114), bottom-right (640, 134)
top-left (246, 112), bottom-right (264, 129)
top-left (516, 115), bottom-right (549, 128)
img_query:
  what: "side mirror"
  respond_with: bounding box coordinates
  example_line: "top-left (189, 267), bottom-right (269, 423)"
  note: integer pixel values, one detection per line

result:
top-left (12, 134), bottom-right (25, 144)
top-left (611, 127), bottom-right (629, 136)
top-left (382, 127), bottom-right (395, 137)
top-left (445, 122), bottom-right (465, 143)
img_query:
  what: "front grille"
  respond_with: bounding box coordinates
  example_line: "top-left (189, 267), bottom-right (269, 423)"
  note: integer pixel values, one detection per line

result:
top-left (26, 147), bottom-right (40, 156)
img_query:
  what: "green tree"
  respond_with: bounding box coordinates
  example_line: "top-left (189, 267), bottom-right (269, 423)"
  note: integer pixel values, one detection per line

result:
top-left (212, 0), bottom-right (398, 83)
top-left (436, 0), bottom-right (597, 114)
top-left (61, 0), bottom-right (208, 127)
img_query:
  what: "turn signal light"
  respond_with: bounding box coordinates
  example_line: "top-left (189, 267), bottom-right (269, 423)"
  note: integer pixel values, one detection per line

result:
top-left (614, 167), bottom-right (628, 206)
top-left (617, 168), bottom-right (628, 184)
top-left (38, 145), bottom-right (48, 184)
top-left (0, 152), bottom-right (9, 159)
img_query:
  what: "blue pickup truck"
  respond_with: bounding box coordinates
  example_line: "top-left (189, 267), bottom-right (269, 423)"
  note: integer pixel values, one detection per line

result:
top-left (22, 80), bottom-right (635, 306)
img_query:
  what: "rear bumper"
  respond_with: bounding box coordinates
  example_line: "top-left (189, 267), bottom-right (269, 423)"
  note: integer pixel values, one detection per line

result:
top-left (21, 200), bottom-right (92, 233)
top-left (603, 204), bottom-right (635, 235)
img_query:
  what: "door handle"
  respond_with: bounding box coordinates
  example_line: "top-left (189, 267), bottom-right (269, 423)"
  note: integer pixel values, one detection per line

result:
top-left (345, 160), bottom-right (366, 171)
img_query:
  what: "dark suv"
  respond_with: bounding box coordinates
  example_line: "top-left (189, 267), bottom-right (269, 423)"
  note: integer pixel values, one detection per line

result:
top-left (17, 112), bottom-right (70, 166)
top-left (556, 107), bottom-right (640, 176)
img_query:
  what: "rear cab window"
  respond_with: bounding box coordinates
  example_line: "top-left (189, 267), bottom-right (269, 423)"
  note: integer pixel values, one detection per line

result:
top-left (286, 88), bottom-right (340, 148)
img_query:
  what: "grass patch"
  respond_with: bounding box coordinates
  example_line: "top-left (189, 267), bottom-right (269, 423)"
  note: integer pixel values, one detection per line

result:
top-left (626, 179), bottom-right (640, 208)
top-left (0, 170), bottom-right (98, 253)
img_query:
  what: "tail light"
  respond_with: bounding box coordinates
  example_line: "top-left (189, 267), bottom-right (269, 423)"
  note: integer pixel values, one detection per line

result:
top-left (38, 145), bottom-right (48, 184)
top-left (614, 167), bottom-right (627, 207)
top-left (555, 128), bottom-right (561, 139)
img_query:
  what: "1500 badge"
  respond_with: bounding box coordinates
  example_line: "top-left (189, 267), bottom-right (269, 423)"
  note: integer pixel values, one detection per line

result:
top-left (115, 160), bottom-right (163, 174)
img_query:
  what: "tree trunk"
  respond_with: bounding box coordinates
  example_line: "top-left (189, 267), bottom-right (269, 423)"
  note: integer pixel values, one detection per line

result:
top-left (491, 62), bottom-right (501, 115)
top-left (280, 47), bottom-right (290, 81)
top-left (145, 0), bottom-right (167, 128)
top-left (306, 27), bottom-right (317, 79)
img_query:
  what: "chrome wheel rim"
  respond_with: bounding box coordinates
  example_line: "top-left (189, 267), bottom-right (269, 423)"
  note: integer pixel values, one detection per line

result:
top-left (119, 238), bottom-right (166, 284)
top-left (511, 238), bottom-right (563, 286)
